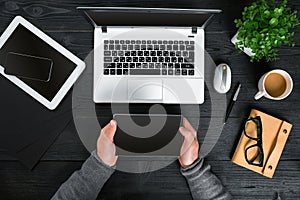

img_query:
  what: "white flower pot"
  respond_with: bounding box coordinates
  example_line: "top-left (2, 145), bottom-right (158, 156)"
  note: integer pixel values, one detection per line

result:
top-left (231, 31), bottom-right (255, 57)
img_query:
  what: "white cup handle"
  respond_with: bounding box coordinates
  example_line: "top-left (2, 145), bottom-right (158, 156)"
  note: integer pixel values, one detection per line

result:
top-left (254, 91), bottom-right (265, 100)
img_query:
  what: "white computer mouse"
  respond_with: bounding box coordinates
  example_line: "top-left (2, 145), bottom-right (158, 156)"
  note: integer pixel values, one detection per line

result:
top-left (213, 63), bottom-right (231, 93)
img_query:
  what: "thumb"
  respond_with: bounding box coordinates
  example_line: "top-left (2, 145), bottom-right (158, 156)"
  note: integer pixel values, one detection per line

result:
top-left (101, 120), bottom-right (117, 141)
top-left (179, 127), bottom-right (190, 138)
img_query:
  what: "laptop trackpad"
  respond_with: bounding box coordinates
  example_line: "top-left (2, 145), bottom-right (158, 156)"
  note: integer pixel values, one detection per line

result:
top-left (128, 79), bottom-right (163, 100)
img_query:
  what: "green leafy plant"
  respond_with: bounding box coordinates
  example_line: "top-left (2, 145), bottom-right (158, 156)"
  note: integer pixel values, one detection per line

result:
top-left (234, 0), bottom-right (299, 62)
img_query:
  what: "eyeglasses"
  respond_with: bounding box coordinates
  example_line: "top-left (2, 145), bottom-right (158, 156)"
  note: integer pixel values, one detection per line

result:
top-left (243, 116), bottom-right (264, 167)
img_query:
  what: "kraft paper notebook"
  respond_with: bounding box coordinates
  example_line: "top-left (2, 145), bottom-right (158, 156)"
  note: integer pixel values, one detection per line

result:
top-left (231, 109), bottom-right (292, 178)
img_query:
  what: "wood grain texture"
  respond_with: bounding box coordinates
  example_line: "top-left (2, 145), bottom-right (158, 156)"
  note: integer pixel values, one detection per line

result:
top-left (0, 0), bottom-right (300, 199)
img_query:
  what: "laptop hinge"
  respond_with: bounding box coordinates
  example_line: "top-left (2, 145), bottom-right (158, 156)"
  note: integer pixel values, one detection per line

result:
top-left (101, 26), bottom-right (107, 33)
top-left (192, 27), bottom-right (197, 34)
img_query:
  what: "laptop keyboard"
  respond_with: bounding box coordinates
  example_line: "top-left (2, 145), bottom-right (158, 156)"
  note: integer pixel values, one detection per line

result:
top-left (103, 40), bottom-right (195, 76)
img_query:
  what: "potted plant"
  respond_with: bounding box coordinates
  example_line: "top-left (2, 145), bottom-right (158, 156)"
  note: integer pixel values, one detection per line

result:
top-left (231, 0), bottom-right (299, 62)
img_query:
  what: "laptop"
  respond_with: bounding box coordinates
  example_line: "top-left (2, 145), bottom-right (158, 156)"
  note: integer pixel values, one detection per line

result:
top-left (78, 7), bottom-right (221, 104)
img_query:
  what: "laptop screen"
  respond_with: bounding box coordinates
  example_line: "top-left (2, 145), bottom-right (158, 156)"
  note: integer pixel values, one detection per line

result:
top-left (80, 7), bottom-right (221, 27)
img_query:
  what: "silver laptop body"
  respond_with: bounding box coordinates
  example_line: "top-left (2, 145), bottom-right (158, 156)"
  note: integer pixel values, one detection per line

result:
top-left (78, 7), bottom-right (221, 104)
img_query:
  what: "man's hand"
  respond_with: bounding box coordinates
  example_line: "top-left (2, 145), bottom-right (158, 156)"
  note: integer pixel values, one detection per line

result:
top-left (178, 118), bottom-right (199, 168)
top-left (96, 120), bottom-right (118, 167)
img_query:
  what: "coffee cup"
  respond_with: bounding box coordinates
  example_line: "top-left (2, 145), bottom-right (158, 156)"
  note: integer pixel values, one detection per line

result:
top-left (254, 69), bottom-right (293, 100)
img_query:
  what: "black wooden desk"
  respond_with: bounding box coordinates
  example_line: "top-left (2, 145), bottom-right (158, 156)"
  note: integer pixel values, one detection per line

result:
top-left (0, 0), bottom-right (299, 199)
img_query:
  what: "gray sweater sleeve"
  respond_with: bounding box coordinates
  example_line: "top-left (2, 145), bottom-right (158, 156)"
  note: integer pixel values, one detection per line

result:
top-left (180, 158), bottom-right (232, 200)
top-left (51, 151), bottom-right (115, 200)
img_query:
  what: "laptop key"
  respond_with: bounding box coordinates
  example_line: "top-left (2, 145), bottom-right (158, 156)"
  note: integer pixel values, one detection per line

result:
top-left (112, 51), bottom-right (118, 56)
top-left (118, 51), bottom-right (124, 56)
top-left (152, 57), bottom-right (157, 62)
top-left (120, 57), bottom-right (125, 62)
top-left (180, 45), bottom-right (185, 50)
top-left (134, 45), bottom-right (140, 50)
top-left (123, 69), bottom-right (129, 75)
top-left (115, 45), bottom-right (121, 50)
top-left (181, 64), bottom-right (194, 69)
top-left (181, 69), bottom-right (187, 75)
top-left (175, 69), bottom-right (180, 75)
top-left (173, 45), bottom-right (178, 50)
top-left (186, 45), bottom-right (194, 50)
top-left (104, 51), bottom-right (111, 56)
top-left (175, 63), bottom-right (180, 68)
top-left (113, 57), bottom-right (119, 62)
top-left (142, 63), bottom-right (148, 68)
top-left (138, 51), bottom-right (143, 56)
top-left (104, 40), bottom-right (109, 44)
top-left (110, 69), bottom-right (115, 75)
top-left (144, 51), bottom-right (149, 56)
top-left (128, 45), bottom-right (133, 50)
top-left (109, 45), bottom-right (114, 50)
top-left (104, 45), bottom-right (109, 50)
top-left (130, 69), bottom-right (160, 75)
top-left (146, 57), bottom-right (151, 62)
top-left (104, 69), bottom-right (109, 75)
top-left (109, 40), bottom-right (114, 44)
top-left (142, 40), bottom-right (146, 44)
top-left (157, 51), bottom-right (162, 56)
top-left (104, 57), bottom-right (112, 62)
top-left (115, 40), bottom-right (119, 44)
top-left (126, 57), bottom-right (132, 62)
top-left (131, 51), bottom-right (136, 56)
top-left (168, 69), bottom-right (174, 75)
top-left (123, 63), bottom-right (129, 68)
top-left (117, 69), bottom-right (122, 75)
top-left (188, 69), bottom-right (195, 76)
top-left (126, 40), bottom-right (130, 44)
top-left (136, 63), bottom-right (142, 68)
top-left (122, 45), bottom-right (127, 50)
top-left (130, 63), bottom-right (135, 68)
top-left (155, 63), bottom-right (161, 68)
top-left (117, 63), bottom-right (122, 68)
top-left (125, 51), bottom-right (130, 56)
top-left (149, 63), bottom-right (154, 68)
top-left (139, 57), bottom-right (145, 62)
top-left (162, 69), bottom-right (167, 75)
top-left (133, 57), bottom-right (138, 62)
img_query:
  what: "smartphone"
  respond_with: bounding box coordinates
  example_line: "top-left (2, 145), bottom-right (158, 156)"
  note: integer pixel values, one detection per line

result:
top-left (113, 114), bottom-right (183, 157)
top-left (4, 52), bottom-right (53, 82)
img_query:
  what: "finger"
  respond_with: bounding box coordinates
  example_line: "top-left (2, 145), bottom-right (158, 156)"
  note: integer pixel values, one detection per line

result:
top-left (183, 118), bottom-right (197, 138)
top-left (101, 120), bottom-right (117, 141)
top-left (179, 127), bottom-right (195, 155)
top-left (183, 118), bottom-right (195, 132)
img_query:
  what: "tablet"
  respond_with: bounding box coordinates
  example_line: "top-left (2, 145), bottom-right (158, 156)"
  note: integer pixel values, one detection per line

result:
top-left (0, 16), bottom-right (85, 110)
top-left (113, 114), bottom-right (183, 156)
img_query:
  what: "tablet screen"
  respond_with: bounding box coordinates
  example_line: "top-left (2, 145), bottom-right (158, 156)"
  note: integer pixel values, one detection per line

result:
top-left (0, 24), bottom-right (77, 101)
